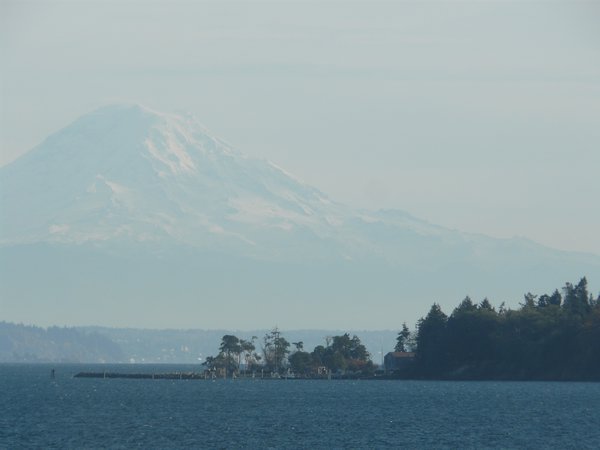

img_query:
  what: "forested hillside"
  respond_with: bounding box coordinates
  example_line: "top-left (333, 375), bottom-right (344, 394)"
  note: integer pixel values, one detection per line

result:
top-left (404, 277), bottom-right (600, 380)
top-left (0, 322), bottom-right (123, 363)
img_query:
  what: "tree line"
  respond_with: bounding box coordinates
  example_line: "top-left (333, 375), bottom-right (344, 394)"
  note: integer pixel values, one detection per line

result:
top-left (203, 327), bottom-right (374, 378)
top-left (203, 277), bottom-right (599, 380)
top-left (400, 277), bottom-right (600, 380)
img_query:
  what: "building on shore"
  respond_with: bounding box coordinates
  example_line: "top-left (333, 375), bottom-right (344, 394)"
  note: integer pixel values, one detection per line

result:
top-left (384, 352), bottom-right (415, 373)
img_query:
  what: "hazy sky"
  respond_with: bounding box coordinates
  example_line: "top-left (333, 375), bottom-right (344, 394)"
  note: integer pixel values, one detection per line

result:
top-left (2, 0), bottom-right (599, 254)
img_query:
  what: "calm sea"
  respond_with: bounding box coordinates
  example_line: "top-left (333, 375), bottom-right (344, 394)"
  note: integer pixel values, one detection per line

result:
top-left (1, 364), bottom-right (599, 449)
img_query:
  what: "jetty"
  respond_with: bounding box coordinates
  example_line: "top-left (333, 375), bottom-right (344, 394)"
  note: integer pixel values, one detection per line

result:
top-left (73, 371), bottom-right (338, 380)
top-left (74, 372), bottom-right (206, 380)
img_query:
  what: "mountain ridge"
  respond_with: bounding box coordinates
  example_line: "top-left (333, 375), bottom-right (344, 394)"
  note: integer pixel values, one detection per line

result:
top-left (1, 104), bottom-right (598, 329)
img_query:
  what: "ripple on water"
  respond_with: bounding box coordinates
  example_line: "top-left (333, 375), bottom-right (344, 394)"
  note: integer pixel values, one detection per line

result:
top-left (1, 365), bottom-right (600, 449)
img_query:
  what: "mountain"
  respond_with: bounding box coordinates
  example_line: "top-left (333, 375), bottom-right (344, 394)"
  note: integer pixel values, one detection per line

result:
top-left (0, 104), bottom-right (454, 264)
top-left (1, 104), bottom-right (598, 329)
top-left (0, 104), bottom-right (340, 255)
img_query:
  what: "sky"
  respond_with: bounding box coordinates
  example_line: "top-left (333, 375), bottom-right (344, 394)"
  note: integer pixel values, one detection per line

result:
top-left (1, 0), bottom-right (599, 255)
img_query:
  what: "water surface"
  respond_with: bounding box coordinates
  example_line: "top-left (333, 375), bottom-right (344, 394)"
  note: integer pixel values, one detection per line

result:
top-left (1, 364), bottom-right (599, 449)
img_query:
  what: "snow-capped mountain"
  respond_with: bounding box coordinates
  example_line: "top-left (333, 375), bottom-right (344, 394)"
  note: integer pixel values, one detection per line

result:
top-left (0, 104), bottom-right (464, 264)
top-left (1, 105), bottom-right (344, 253)
top-left (1, 104), bottom-right (598, 329)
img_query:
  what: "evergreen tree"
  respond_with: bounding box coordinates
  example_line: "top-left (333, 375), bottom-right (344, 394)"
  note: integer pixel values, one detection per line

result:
top-left (395, 323), bottom-right (411, 352)
top-left (563, 277), bottom-right (591, 317)
top-left (455, 296), bottom-right (477, 313)
top-left (408, 278), bottom-right (599, 380)
top-left (415, 303), bottom-right (448, 375)
top-left (479, 298), bottom-right (494, 311)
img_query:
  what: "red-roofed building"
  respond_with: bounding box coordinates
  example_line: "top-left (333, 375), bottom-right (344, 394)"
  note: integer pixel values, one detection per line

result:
top-left (384, 351), bottom-right (415, 373)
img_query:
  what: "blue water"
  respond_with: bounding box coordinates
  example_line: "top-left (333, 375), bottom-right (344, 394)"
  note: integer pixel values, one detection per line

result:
top-left (1, 364), bottom-right (600, 449)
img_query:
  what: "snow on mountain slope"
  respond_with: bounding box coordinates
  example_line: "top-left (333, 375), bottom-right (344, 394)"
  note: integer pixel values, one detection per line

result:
top-left (0, 104), bottom-right (456, 263)
top-left (1, 104), bottom-right (599, 329)
top-left (1, 105), bottom-right (341, 252)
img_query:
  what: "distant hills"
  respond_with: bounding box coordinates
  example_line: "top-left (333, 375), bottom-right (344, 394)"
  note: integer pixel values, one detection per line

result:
top-left (0, 322), bottom-right (123, 363)
top-left (0, 322), bottom-right (396, 364)
top-left (1, 104), bottom-right (598, 329)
